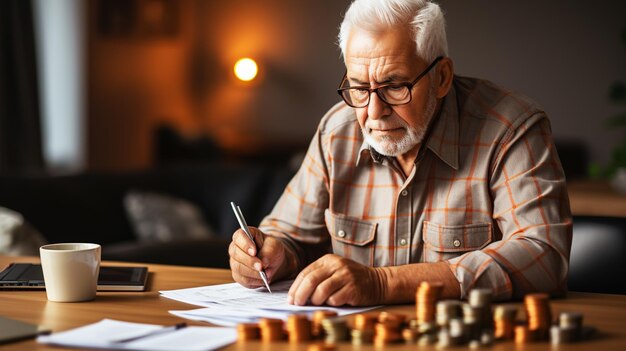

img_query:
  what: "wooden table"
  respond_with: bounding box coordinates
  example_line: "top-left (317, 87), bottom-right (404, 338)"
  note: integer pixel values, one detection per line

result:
top-left (568, 180), bottom-right (626, 218)
top-left (2, 255), bottom-right (626, 350)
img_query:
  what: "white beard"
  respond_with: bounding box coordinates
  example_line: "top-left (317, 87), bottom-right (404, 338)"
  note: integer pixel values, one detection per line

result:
top-left (362, 87), bottom-right (438, 157)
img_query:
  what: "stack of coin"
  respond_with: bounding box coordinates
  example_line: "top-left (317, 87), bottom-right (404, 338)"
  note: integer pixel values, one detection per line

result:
top-left (469, 288), bottom-right (492, 308)
top-left (401, 319), bottom-right (421, 344)
top-left (259, 318), bottom-right (285, 342)
top-left (462, 303), bottom-right (482, 341)
top-left (468, 339), bottom-right (482, 349)
top-left (479, 329), bottom-right (495, 346)
top-left (559, 312), bottom-right (583, 341)
top-left (550, 325), bottom-right (578, 345)
top-left (436, 300), bottom-right (462, 327)
top-left (463, 320), bottom-right (479, 342)
top-left (353, 313), bottom-right (378, 331)
top-left (462, 302), bottom-right (480, 323)
top-left (416, 281), bottom-right (443, 325)
top-left (321, 317), bottom-right (349, 344)
top-left (448, 318), bottom-right (466, 344)
top-left (377, 312), bottom-right (407, 329)
top-left (418, 333), bottom-right (437, 346)
top-left (514, 325), bottom-right (537, 344)
top-left (237, 322), bottom-right (260, 341)
top-left (493, 305), bottom-right (518, 340)
top-left (524, 293), bottom-right (552, 339)
top-left (418, 321), bottom-right (438, 337)
top-left (468, 288), bottom-right (493, 330)
top-left (312, 310), bottom-right (338, 339)
top-left (351, 328), bottom-right (374, 345)
top-left (437, 327), bottom-right (452, 347)
top-left (401, 327), bottom-right (419, 343)
top-left (351, 313), bottom-right (377, 345)
top-left (373, 321), bottom-right (402, 345)
top-left (286, 314), bottom-right (312, 342)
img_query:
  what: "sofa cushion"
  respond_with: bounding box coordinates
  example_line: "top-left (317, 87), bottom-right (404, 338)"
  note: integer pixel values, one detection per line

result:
top-left (0, 163), bottom-right (296, 268)
top-left (569, 216), bottom-right (626, 294)
top-left (124, 190), bottom-right (215, 242)
top-left (0, 207), bottom-right (46, 255)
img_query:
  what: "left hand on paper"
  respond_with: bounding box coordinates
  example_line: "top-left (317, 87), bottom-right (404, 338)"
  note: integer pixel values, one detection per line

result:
top-left (286, 254), bottom-right (384, 306)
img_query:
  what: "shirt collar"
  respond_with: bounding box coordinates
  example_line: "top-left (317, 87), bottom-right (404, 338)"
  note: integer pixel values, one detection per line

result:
top-left (355, 82), bottom-right (460, 170)
top-left (356, 143), bottom-right (384, 166)
top-left (424, 83), bottom-right (459, 170)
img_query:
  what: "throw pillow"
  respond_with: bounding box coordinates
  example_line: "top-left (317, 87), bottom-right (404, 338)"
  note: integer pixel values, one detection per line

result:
top-left (0, 207), bottom-right (47, 255)
top-left (123, 190), bottom-right (215, 242)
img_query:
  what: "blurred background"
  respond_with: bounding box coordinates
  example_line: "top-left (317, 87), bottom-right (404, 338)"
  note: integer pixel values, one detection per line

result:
top-left (0, 0), bottom-right (624, 175)
top-left (1, 0), bottom-right (625, 293)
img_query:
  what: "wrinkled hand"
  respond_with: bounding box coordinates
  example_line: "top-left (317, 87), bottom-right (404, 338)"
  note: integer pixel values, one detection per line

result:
top-left (287, 254), bottom-right (384, 306)
top-left (228, 227), bottom-right (296, 288)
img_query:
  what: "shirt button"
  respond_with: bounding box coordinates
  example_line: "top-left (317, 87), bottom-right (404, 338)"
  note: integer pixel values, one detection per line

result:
top-left (400, 239), bottom-right (407, 246)
top-left (337, 230), bottom-right (346, 238)
top-left (401, 190), bottom-right (408, 196)
top-left (453, 239), bottom-right (461, 247)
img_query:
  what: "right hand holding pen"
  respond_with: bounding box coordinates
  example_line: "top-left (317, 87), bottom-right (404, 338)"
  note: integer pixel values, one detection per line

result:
top-left (228, 227), bottom-right (295, 288)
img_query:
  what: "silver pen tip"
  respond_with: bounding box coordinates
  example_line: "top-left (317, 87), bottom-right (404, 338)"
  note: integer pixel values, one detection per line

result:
top-left (260, 271), bottom-right (272, 294)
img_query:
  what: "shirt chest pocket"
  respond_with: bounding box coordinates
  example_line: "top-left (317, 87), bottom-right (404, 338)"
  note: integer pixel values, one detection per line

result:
top-left (325, 209), bottom-right (377, 266)
top-left (422, 221), bottom-right (492, 263)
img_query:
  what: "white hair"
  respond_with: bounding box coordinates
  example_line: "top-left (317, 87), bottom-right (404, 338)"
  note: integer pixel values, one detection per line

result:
top-left (338, 0), bottom-right (448, 62)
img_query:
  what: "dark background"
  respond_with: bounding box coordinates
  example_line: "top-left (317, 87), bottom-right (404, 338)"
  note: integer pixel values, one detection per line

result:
top-left (81, 0), bottom-right (625, 172)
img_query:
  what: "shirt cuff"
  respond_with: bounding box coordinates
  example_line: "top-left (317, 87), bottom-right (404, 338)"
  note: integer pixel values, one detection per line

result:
top-left (447, 250), bottom-right (513, 301)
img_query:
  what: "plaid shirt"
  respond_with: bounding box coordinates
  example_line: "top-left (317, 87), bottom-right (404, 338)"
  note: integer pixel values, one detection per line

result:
top-left (259, 75), bottom-right (572, 300)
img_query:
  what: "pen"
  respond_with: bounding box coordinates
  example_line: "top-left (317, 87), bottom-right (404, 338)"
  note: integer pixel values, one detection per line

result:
top-left (112, 322), bottom-right (187, 343)
top-left (230, 201), bottom-right (273, 294)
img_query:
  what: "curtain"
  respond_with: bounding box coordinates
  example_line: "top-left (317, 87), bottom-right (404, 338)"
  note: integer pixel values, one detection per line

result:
top-left (0, 0), bottom-right (44, 174)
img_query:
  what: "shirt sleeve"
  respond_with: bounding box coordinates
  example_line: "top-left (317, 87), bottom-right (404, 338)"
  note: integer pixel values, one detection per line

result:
top-left (447, 114), bottom-right (573, 300)
top-left (258, 119), bottom-right (332, 270)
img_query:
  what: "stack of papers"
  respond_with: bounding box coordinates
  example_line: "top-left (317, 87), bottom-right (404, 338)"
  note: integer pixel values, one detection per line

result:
top-left (161, 280), bottom-right (379, 327)
top-left (37, 319), bottom-right (236, 351)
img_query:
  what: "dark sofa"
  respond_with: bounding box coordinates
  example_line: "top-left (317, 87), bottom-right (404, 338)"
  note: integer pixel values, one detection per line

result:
top-left (2, 161), bottom-right (624, 295)
top-left (0, 163), bottom-right (295, 268)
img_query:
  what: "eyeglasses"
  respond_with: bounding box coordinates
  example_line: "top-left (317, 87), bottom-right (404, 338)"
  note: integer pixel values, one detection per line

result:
top-left (337, 56), bottom-right (443, 108)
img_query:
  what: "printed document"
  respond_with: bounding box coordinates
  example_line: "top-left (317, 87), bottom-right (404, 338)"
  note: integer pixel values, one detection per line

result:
top-left (161, 280), bottom-right (379, 326)
top-left (37, 319), bottom-right (236, 351)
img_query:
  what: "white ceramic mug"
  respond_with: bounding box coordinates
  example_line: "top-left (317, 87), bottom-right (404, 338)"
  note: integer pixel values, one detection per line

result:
top-left (40, 243), bottom-right (101, 302)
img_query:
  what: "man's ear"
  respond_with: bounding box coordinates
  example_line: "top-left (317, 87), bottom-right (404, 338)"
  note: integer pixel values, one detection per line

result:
top-left (435, 57), bottom-right (454, 99)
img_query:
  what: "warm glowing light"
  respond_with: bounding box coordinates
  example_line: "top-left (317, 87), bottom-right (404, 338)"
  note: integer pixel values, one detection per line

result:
top-left (234, 58), bottom-right (258, 81)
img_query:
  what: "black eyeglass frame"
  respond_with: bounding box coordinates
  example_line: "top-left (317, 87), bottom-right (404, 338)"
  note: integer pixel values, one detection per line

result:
top-left (337, 56), bottom-right (444, 108)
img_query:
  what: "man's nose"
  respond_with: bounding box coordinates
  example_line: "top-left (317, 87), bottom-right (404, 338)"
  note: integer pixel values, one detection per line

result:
top-left (367, 91), bottom-right (390, 120)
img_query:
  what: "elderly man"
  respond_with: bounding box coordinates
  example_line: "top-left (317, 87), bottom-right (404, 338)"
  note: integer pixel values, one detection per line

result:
top-left (228, 0), bottom-right (572, 306)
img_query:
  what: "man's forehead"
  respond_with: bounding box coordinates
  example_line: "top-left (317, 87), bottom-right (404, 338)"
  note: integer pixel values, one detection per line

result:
top-left (347, 55), bottom-right (416, 67)
top-left (345, 55), bottom-right (422, 83)
top-left (344, 28), bottom-right (422, 80)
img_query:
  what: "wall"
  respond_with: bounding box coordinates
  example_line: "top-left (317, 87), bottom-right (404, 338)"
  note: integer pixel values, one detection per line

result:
top-left (88, 0), bottom-right (350, 170)
top-left (439, 0), bottom-right (626, 166)
top-left (87, 0), bottom-right (626, 170)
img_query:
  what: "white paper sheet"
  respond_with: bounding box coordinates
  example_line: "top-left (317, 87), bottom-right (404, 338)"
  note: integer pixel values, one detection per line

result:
top-left (161, 280), bottom-right (294, 308)
top-left (160, 280), bottom-right (381, 326)
top-left (37, 319), bottom-right (237, 351)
